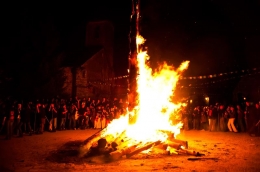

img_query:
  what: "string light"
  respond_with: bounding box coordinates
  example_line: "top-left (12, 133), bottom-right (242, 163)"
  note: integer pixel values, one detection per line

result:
top-left (88, 67), bottom-right (260, 88)
top-left (105, 66), bottom-right (260, 81)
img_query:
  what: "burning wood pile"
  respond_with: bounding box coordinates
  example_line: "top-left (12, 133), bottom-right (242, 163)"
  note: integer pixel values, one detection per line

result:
top-left (78, 0), bottom-right (204, 162)
top-left (78, 30), bottom-right (199, 160)
top-left (79, 128), bottom-right (204, 161)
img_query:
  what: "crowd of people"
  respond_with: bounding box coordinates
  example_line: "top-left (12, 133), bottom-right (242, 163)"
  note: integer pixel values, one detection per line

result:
top-left (1, 96), bottom-right (260, 140)
top-left (0, 96), bottom-right (126, 140)
top-left (181, 101), bottom-right (260, 136)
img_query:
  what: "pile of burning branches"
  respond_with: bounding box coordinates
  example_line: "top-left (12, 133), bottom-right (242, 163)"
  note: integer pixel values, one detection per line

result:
top-left (79, 129), bottom-right (204, 161)
top-left (78, 0), bottom-right (207, 162)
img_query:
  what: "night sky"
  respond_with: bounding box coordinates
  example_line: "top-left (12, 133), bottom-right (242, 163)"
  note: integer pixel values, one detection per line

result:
top-left (0, 0), bottom-right (260, 99)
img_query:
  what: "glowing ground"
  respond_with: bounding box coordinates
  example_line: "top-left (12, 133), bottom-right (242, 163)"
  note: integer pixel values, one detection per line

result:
top-left (0, 130), bottom-right (259, 172)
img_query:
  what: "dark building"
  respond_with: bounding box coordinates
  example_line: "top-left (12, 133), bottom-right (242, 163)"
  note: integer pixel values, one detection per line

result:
top-left (59, 20), bottom-right (115, 98)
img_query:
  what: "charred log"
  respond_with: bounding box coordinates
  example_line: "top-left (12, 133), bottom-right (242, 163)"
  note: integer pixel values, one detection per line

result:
top-left (109, 144), bottom-right (138, 161)
top-left (111, 142), bottom-right (118, 150)
top-left (168, 138), bottom-right (188, 149)
top-left (166, 140), bottom-right (182, 150)
top-left (98, 138), bottom-right (107, 149)
top-left (187, 157), bottom-right (217, 161)
top-left (126, 140), bottom-right (161, 158)
top-left (177, 148), bottom-right (205, 156)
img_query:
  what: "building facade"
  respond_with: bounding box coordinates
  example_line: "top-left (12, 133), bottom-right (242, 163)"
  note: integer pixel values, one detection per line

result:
top-left (60, 20), bottom-right (114, 98)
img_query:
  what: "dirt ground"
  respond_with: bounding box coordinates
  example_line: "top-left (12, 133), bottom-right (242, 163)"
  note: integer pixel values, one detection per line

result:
top-left (0, 129), bottom-right (260, 172)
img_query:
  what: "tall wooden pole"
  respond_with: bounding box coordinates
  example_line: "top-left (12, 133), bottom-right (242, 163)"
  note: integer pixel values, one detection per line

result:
top-left (136, 0), bottom-right (140, 52)
top-left (127, 0), bottom-right (140, 112)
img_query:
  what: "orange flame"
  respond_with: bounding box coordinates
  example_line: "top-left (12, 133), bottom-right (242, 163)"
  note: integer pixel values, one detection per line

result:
top-left (101, 34), bottom-right (189, 147)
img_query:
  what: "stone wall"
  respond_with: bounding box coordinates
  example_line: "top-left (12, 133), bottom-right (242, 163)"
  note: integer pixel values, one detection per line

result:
top-left (60, 67), bottom-right (72, 97)
top-left (78, 49), bottom-right (113, 98)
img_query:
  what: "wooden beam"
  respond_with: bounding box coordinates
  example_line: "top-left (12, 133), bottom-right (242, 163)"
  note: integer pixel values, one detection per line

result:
top-left (126, 141), bottom-right (161, 158)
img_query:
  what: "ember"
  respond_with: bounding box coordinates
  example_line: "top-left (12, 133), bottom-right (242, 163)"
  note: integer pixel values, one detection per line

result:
top-left (79, 0), bottom-right (198, 161)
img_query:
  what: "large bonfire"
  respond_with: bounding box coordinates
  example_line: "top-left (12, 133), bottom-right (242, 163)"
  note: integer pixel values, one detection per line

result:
top-left (101, 35), bottom-right (189, 145)
top-left (80, 1), bottom-right (192, 160)
top-left (80, 33), bottom-right (190, 160)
